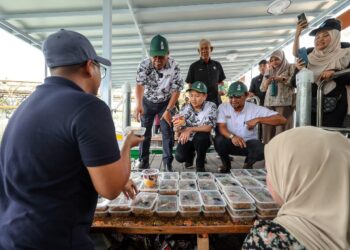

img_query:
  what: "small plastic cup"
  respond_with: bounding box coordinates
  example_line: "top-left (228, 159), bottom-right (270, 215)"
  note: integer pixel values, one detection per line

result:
top-left (173, 114), bottom-right (186, 127)
top-left (124, 126), bottom-right (146, 136)
top-left (142, 169), bottom-right (159, 188)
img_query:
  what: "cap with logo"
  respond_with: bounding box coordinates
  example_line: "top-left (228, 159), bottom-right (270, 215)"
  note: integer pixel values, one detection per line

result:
top-left (42, 29), bottom-right (111, 68)
top-left (309, 18), bottom-right (341, 36)
top-left (150, 34), bottom-right (169, 57)
top-left (227, 81), bottom-right (248, 97)
top-left (186, 81), bottom-right (208, 94)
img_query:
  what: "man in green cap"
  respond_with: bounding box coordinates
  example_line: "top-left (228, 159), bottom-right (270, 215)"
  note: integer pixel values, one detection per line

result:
top-left (173, 81), bottom-right (217, 171)
top-left (215, 81), bottom-right (286, 172)
top-left (135, 34), bottom-right (184, 172)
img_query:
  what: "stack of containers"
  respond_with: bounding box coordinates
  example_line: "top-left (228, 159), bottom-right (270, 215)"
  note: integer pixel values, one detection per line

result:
top-left (156, 195), bottom-right (178, 217)
top-left (236, 176), bottom-right (264, 189)
top-left (246, 169), bottom-right (266, 187)
top-left (108, 194), bottom-right (131, 217)
top-left (131, 192), bottom-right (158, 217)
top-left (200, 190), bottom-right (226, 218)
top-left (180, 172), bottom-right (197, 180)
top-left (246, 188), bottom-right (279, 220)
top-left (162, 172), bottom-right (179, 181)
top-left (222, 186), bottom-right (256, 223)
top-left (95, 197), bottom-right (110, 218)
top-left (198, 179), bottom-right (218, 191)
top-left (178, 190), bottom-right (202, 217)
top-left (179, 179), bottom-right (197, 191)
top-left (197, 172), bottom-right (214, 181)
top-left (230, 169), bottom-right (250, 178)
top-left (216, 176), bottom-right (240, 192)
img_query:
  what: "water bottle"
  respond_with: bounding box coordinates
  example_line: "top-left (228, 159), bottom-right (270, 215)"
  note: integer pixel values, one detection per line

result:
top-left (295, 67), bottom-right (314, 126)
top-left (270, 80), bottom-right (278, 97)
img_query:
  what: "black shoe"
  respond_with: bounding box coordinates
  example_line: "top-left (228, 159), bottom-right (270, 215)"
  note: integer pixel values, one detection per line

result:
top-left (184, 162), bottom-right (194, 169)
top-left (138, 160), bottom-right (149, 170)
top-left (218, 165), bottom-right (230, 173)
top-left (243, 163), bottom-right (253, 169)
top-left (229, 156), bottom-right (234, 161)
top-left (165, 163), bottom-right (173, 172)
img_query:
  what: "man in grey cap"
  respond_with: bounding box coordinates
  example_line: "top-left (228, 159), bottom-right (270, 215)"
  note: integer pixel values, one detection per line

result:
top-left (0, 29), bottom-right (143, 250)
top-left (135, 34), bottom-right (184, 172)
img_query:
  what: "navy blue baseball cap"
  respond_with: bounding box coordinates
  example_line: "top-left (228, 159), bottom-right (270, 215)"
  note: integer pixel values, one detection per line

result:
top-left (42, 29), bottom-right (111, 68)
top-left (309, 18), bottom-right (341, 36)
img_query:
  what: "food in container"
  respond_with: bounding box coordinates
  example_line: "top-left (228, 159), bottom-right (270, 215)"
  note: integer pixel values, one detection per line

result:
top-left (179, 207), bottom-right (201, 217)
top-left (256, 212), bottom-right (276, 220)
top-left (197, 172), bottom-right (214, 180)
top-left (200, 190), bottom-right (226, 211)
top-left (245, 169), bottom-right (266, 177)
top-left (159, 179), bottom-right (178, 195)
top-left (226, 202), bottom-right (256, 217)
top-left (173, 114), bottom-right (186, 127)
top-left (230, 169), bottom-right (250, 177)
top-left (156, 195), bottom-right (178, 217)
top-left (227, 207), bottom-right (255, 224)
top-left (222, 186), bottom-right (255, 209)
top-left (216, 176), bottom-right (239, 190)
top-left (124, 126), bottom-right (146, 136)
top-left (198, 180), bottom-right (218, 191)
top-left (96, 197), bottom-right (109, 212)
top-left (109, 209), bottom-right (131, 217)
top-left (94, 210), bottom-right (108, 218)
top-left (108, 194), bottom-right (131, 211)
top-left (236, 176), bottom-right (264, 188)
top-left (140, 181), bottom-right (159, 193)
top-left (180, 172), bottom-right (197, 180)
top-left (203, 209), bottom-right (226, 218)
top-left (131, 192), bottom-right (158, 216)
top-left (213, 173), bottom-right (230, 179)
top-left (179, 179), bottom-right (197, 191)
top-left (162, 172), bottom-right (179, 180)
top-left (142, 169), bottom-right (159, 188)
top-left (256, 205), bottom-right (279, 216)
top-left (179, 190), bottom-right (201, 212)
top-left (246, 188), bottom-right (279, 209)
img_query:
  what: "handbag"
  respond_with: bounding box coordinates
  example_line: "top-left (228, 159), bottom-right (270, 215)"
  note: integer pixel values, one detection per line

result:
top-left (311, 94), bottom-right (341, 113)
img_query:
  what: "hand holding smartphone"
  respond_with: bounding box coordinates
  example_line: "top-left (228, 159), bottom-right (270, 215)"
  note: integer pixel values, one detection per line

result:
top-left (297, 13), bottom-right (308, 24)
top-left (298, 47), bottom-right (308, 66)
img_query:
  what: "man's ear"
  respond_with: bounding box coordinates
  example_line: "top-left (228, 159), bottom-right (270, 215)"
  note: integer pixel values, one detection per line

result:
top-left (85, 60), bottom-right (94, 78)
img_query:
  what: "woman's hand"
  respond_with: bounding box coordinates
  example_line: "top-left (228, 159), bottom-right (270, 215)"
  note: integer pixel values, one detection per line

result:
top-left (123, 179), bottom-right (138, 199)
top-left (274, 76), bottom-right (287, 83)
top-left (178, 127), bottom-right (192, 144)
top-left (296, 20), bottom-right (308, 37)
top-left (295, 58), bottom-right (306, 70)
top-left (320, 70), bottom-right (335, 81)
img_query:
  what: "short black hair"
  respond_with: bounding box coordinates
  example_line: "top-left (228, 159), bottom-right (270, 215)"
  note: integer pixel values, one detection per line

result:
top-left (258, 59), bottom-right (267, 65)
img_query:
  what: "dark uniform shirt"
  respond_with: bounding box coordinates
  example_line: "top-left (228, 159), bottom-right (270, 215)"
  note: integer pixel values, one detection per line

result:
top-left (0, 76), bottom-right (120, 250)
top-left (249, 74), bottom-right (266, 106)
top-left (186, 58), bottom-right (226, 106)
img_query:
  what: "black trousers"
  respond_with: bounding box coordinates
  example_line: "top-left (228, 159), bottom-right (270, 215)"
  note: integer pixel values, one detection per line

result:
top-left (175, 132), bottom-right (211, 168)
top-left (214, 134), bottom-right (264, 168)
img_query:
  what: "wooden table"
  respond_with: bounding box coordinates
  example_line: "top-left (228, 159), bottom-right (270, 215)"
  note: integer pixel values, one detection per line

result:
top-left (91, 213), bottom-right (253, 250)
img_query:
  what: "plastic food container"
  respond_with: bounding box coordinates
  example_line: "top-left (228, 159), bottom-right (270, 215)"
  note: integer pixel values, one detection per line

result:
top-left (256, 205), bottom-right (279, 216)
top-left (197, 172), bottom-right (214, 180)
top-left (108, 194), bottom-right (131, 211)
top-left (124, 126), bottom-right (146, 136)
top-left (200, 190), bottom-right (226, 211)
top-left (162, 172), bottom-right (179, 180)
top-left (180, 172), bottom-right (197, 180)
top-left (213, 173), bottom-right (231, 179)
top-left (230, 169), bottom-right (250, 178)
top-left (203, 209), bottom-right (226, 218)
top-left (179, 179), bottom-right (197, 191)
top-left (227, 208), bottom-right (255, 224)
top-left (256, 212), bottom-right (276, 220)
top-left (179, 190), bottom-right (202, 212)
top-left (216, 176), bottom-right (240, 190)
top-left (246, 188), bottom-right (279, 209)
top-left (142, 169), bottom-right (159, 188)
top-left (222, 186), bottom-right (255, 209)
top-left (109, 209), bottom-right (131, 217)
top-left (140, 181), bottom-right (159, 192)
top-left (94, 210), bottom-right (108, 218)
top-left (131, 171), bottom-right (142, 180)
top-left (246, 169), bottom-right (266, 177)
top-left (179, 207), bottom-right (201, 217)
top-left (226, 202), bottom-right (256, 217)
top-left (96, 197), bottom-right (109, 212)
top-left (131, 192), bottom-right (158, 216)
top-left (236, 176), bottom-right (264, 188)
top-left (159, 179), bottom-right (178, 195)
top-left (156, 195), bottom-right (178, 217)
top-left (198, 180), bottom-right (218, 191)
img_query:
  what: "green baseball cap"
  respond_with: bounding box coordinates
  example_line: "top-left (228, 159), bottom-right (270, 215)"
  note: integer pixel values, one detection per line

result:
top-left (150, 34), bottom-right (169, 56)
top-left (227, 81), bottom-right (248, 97)
top-left (187, 81), bottom-right (207, 94)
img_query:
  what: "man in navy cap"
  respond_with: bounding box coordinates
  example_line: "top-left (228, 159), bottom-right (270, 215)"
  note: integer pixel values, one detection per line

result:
top-left (135, 34), bottom-right (184, 172)
top-left (0, 29), bottom-right (143, 250)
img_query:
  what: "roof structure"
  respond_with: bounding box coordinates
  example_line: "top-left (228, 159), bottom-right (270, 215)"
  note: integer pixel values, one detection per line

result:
top-left (0, 0), bottom-right (349, 89)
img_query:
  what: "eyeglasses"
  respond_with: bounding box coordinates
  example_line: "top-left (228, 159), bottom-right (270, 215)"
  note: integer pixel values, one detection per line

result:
top-left (92, 61), bottom-right (107, 79)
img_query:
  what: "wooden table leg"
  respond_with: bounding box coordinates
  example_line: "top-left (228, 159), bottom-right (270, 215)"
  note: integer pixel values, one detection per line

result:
top-left (197, 233), bottom-right (209, 250)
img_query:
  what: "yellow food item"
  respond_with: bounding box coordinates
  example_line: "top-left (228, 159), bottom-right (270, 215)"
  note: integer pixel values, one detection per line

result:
top-left (144, 179), bottom-right (155, 188)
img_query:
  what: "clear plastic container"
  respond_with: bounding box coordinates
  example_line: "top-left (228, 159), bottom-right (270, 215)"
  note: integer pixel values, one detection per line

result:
top-left (226, 202), bottom-right (256, 217)
top-left (131, 192), bottom-right (158, 216)
top-left (159, 179), bottom-right (178, 195)
top-left (108, 194), bottom-right (131, 211)
top-left (256, 205), bottom-right (279, 216)
top-left (198, 180), bottom-right (218, 191)
top-left (222, 186), bottom-right (255, 209)
top-left (246, 188), bottom-right (279, 209)
top-left (180, 172), bottom-right (197, 180)
top-left (200, 190), bottom-right (226, 211)
top-left (162, 172), bottom-right (179, 180)
top-left (124, 126), bottom-right (146, 136)
top-left (213, 173), bottom-right (231, 179)
top-left (230, 169), bottom-right (250, 178)
top-left (142, 169), bottom-right (159, 188)
top-left (197, 172), bottom-right (214, 180)
top-left (96, 197), bottom-right (109, 212)
top-left (256, 212), bottom-right (276, 220)
top-left (216, 176), bottom-right (240, 190)
top-left (246, 169), bottom-right (266, 177)
top-left (109, 209), bottom-right (131, 217)
top-left (94, 210), bottom-right (108, 218)
top-left (131, 171), bottom-right (142, 181)
top-left (203, 209), bottom-right (226, 218)
top-left (179, 207), bottom-right (201, 217)
top-left (179, 179), bottom-right (197, 191)
top-left (227, 208), bottom-right (255, 224)
top-left (236, 176), bottom-right (264, 188)
top-left (156, 195), bottom-right (178, 217)
top-left (179, 190), bottom-right (202, 212)
top-left (140, 181), bottom-right (159, 192)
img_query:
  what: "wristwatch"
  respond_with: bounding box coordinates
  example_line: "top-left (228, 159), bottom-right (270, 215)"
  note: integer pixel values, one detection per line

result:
top-left (229, 133), bottom-right (235, 139)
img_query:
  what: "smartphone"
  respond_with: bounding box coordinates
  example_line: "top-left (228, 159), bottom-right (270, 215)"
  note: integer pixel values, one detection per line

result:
top-left (297, 13), bottom-right (307, 23)
top-left (298, 47), bottom-right (308, 65)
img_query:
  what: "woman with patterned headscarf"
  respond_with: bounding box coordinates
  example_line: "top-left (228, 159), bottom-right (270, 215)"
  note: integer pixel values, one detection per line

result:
top-left (260, 50), bottom-right (295, 143)
top-left (243, 126), bottom-right (350, 249)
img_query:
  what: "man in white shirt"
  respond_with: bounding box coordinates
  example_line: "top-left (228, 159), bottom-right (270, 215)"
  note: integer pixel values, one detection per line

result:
top-left (215, 81), bottom-right (287, 172)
